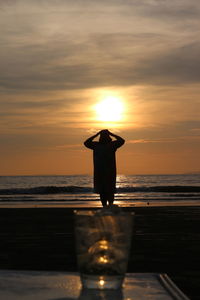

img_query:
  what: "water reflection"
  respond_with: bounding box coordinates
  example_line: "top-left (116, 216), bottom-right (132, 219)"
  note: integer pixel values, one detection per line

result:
top-left (78, 288), bottom-right (123, 300)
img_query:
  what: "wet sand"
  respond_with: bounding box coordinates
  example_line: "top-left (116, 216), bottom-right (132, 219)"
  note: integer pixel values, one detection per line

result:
top-left (0, 206), bottom-right (199, 299)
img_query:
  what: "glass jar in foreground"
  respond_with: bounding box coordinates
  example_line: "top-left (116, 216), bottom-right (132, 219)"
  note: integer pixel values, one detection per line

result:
top-left (74, 207), bottom-right (134, 289)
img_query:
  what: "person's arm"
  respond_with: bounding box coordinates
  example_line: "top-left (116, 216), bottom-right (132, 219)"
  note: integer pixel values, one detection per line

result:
top-left (84, 131), bottom-right (101, 149)
top-left (108, 131), bottom-right (125, 148)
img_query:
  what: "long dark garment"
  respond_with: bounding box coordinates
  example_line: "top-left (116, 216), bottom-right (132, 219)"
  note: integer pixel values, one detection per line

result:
top-left (86, 140), bottom-right (123, 195)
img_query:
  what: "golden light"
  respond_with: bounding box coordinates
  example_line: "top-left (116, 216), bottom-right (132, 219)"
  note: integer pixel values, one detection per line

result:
top-left (95, 96), bottom-right (124, 122)
top-left (98, 256), bottom-right (109, 264)
top-left (99, 279), bottom-right (105, 287)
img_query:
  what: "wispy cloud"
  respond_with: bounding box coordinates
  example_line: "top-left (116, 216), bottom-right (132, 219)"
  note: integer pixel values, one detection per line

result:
top-left (55, 144), bottom-right (82, 150)
top-left (128, 136), bottom-right (200, 144)
top-left (1, 0), bottom-right (200, 93)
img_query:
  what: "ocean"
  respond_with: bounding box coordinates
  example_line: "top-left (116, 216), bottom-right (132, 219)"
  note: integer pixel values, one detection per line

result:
top-left (0, 174), bottom-right (199, 207)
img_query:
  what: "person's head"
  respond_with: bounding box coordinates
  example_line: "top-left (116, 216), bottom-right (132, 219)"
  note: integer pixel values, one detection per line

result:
top-left (99, 129), bottom-right (112, 144)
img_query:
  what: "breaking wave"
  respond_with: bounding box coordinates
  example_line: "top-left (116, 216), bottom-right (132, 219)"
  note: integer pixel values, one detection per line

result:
top-left (0, 185), bottom-right (200, 195)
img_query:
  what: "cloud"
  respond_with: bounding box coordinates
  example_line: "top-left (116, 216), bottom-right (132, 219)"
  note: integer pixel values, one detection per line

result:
top-left (0, 0), bottom-right (200, 93)
top-left (135, 41), bottom-right (200, 85)
top-left (173, 120), bottom-right (200, 133)
top-left (128, 135), bottom-right (200, 144)
top-left (55, 144), bottom-right (82, 150)
top-left (136, 0), bottom-right (200, 20)
top-left (1, 35), bottom-right (200, 92)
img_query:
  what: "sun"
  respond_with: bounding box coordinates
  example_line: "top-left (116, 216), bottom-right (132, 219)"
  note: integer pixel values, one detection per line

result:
top-left (95, 96), bottom-right (124, 122)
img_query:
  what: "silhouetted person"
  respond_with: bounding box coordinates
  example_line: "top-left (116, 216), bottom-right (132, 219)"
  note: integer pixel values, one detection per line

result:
top-left (84, 129), bottom-right (125, 207)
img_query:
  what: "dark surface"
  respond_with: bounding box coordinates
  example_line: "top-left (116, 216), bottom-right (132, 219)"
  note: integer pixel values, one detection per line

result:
top-left (0, 206), bottom-right (199, 299)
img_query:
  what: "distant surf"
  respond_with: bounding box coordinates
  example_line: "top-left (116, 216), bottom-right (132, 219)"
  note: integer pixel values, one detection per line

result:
top-left (0, 174), bottom-right (199, 206)
top-left (0, 185), bottom-right (200, 195)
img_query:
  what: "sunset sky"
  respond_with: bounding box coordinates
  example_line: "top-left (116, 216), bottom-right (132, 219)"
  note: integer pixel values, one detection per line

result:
top-left (0, 0), bottom-right (200, 175)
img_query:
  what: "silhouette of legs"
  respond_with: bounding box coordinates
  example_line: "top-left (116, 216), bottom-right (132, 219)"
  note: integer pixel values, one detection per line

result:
top-left (100, 193), bottom-right (114, 207)
top-left (108, 193), bottom-right (114, 206)
top-left (100, 193), bottom-right (107, 206)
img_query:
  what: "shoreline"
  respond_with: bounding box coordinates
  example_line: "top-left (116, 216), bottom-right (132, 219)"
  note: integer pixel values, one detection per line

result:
top-left (0, 199), bottom-right (200, 208)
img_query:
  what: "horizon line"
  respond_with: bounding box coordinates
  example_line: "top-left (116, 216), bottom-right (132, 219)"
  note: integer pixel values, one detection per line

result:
top-left (0, 172), bottom-right (199, 177)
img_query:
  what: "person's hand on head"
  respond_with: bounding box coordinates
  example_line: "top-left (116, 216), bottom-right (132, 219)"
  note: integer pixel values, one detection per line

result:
top-left (100, 129), bottom-right (108, 134)
top-left (107, 130), bottom-right (113, 136)
top-left (97, 130), bottom-right (103, 135)
top-left (104, 129), bottom-right (110, 134)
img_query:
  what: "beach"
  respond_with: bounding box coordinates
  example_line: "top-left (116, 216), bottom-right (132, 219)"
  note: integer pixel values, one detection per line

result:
top-left (0, 205), bottom-right (199, 299)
